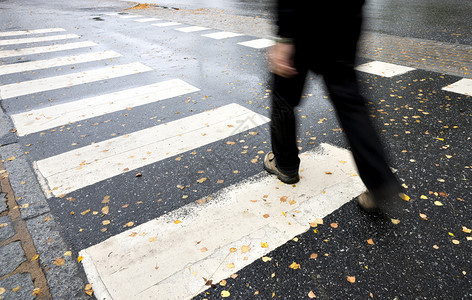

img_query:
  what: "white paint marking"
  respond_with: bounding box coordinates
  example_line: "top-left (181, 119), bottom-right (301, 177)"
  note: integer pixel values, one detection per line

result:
top-left (238, 38), bottom-right (275, 49)
top-left (151, 22), bottom-right (181, 27)
top-left (0, 34), bottom-right (80, 46)
top-left (104, 13), bottom-right (120, 16)
top-left (11, 79), bottom-right (200, 136)
top-left (79, 143), bottom-right (364, 300)
top-left (134, 18), bottom-right (161, 22)
top-left (0, 28), bottom-right (66, 37)
top-left (118, 15), bottom-right (142, 19)
top-left (175, 26), bottom-right (210, 33)
top-left (355, 61), bottom-right (415, 77)
top-left (35, 103), bottom-right (270, 197)
top-left (0, 62), bottom-right (152, 100)
top-left (0, 50), bottom-right (122, 76)
top-left (442, 78), bottom-right (472, 96)
top-left (0, 41), bottom-right (97, 58)
top-left (202, 31), bottom-right (244, 39)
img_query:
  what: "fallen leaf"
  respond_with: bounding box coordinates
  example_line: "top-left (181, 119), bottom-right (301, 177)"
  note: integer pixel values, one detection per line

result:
top-left (241, 245), bottom-right (251, 253)
top-left (399, 193), bottom-right (410, 201)
top-left (391, 219), bottom-right (401, 225)
top-left (221, 290), bottom-right (231, 298)
top-left (367, 239), bottom-right (374, 245)
top-left (85, 284), bottom-right (93, 291)
top-left (135, 172), bottom-right (142, 177)
top-left (419, 213), bottom-right (428, 220)
top-left (217, 179), bottom-right (224, 184)
top-left (196, 177), bottom-right (207, 183)
top-left (420, 195), bottom-right (428, 200)
top-left (32, 288), bottom-right (41, 296)
top-left (229, 247), bottom-right (237, 253)
top-left (330, 223), bottom-right (338, 228)
top-left (263, 214), bottom-right (270, 218)
top-left (347, 276), bottom-right (356, 283)
top-left (102, 196), bottom-right (110, 204)
top-left (64, 251), bottom-right (72, 256)
top-left (101, 206), bottom-right (109, 215)
top-left (462, 226), bottom-right (472, 234)
top-left (149, 237), bottom-right (157, 242)
top-left (226, 263), bottom-right (235, 269)
top-left (310, 253), bottom-right (318, 259)
top-left (452, 239), bottom-right (460, 245)
top-left (12, 286), bottom-right (21, 292)
top-left (78, 256), bottom-right (84, 263)
top-left (308, 291), bottom-right (317, 298)
top-left (434, 201), bottom-right (444, 206)
top-left (289, 262), bottom-right (301, 270)
top-left (280, 196), bottom-right (288, 202)
top-left (31, 254), bottom-right (39, 261)
top-left (262, 256), bottom-right (272, 262)
top-left (80, 209), bottom-right (91, 216)
top-left (125, 221), bottom-right (134, 227)
top-left (174, 220), bottom-right (182, 224)
top-left (200, 247), bottom-right (208, 252)
top-left (53, 258), bottom-right (65, 266)
top-left (261, 242), bottom-right (269, 248)
top-left (102, 220), bottom-right (111, 225)
top-left (220, 280), bottom-right (227, 286)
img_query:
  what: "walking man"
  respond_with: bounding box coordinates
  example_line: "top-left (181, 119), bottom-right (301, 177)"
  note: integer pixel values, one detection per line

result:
top-left (263, 0), bottom-right (402, 212)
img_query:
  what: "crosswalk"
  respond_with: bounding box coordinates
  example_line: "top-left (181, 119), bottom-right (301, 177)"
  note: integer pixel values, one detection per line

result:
top-left (1, 22), bottom-right (471, 300)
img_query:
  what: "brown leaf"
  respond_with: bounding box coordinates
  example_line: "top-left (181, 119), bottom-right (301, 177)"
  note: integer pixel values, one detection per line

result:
top-left (53, 258), bottom-right (65, 266)
top-left (347, 276), bottom-right (356, 283)
top-left (367, 239), bottom-right (374, 245)
top-left (310, 253), bottom-right (318, 259)
top-left (330, 223), bottom-right (338, 228)
top-left (101, 206), bottom-right (109, 215)
top-left (308, 291), bottom-right (317, 298)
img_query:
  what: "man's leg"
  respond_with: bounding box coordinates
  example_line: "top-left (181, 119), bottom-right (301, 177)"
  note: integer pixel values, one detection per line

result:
top-left (322, 63), bottom-right (401, 201)
top-left (270, 71), bottom-right (307, 175)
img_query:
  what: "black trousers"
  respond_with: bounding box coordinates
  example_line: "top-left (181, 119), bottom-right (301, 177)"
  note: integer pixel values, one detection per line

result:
top-left (270, 59), bottom-right (400, 194)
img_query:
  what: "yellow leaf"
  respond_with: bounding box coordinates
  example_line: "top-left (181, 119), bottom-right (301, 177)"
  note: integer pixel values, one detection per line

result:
top-left (7, 156), bottom-right (16, 161)
top-left (367, 238), bottom-right (374, 245)
top-left (399, 193), bottom-right (410, 201)
top-left (226, 262), bottom-right (235, 269)
top-left (221, 290), bottom-right (231, 298)
top-left (101, 206), bottom-right (109, 215)
top-left (32, 288), bottom-right (41, 296)
top-left (174, 220), bottom-right (182, 224)
top-left (31, 254), bottom-right (39, 261)
top-left (261, 242), bottom-right (269, 248)
top-left (289, 262), bottom-right (301, 269)
top-left (462, 226), bottom-right (472, 234)
top-left (391, 219), bottom-right (401, 225)
top-left (262, 256), bottom-right (272, 262)
top-left (80, 209), bottom-right (90, 216)
top-left (434, 201), bottom-right (444, 206)
top-left (229, 247), bottom-right (237, 253)
top-left (452, 239), bottom-right (460, 245)
top-left (310, 253), bottom-right (318, 259)
top-left (0, 287), bottom-right (6, 295)
top-left (220, 280), bottom-right (227, 286)
top-left (241, 245), bottom-right (251, 253)
top-left (85, 284), bottom-right (93, 291)
top-left (125, 221), bottom-right (134, 227)
top-left (149, 237), bottom-right (157, 242)
top-left (196, 177), bottom-right (207, 183)
top-left (64, 251), bottom-right (72, 256)
top-left (12, 286), bottom-right (21, 292)
top-left (102, 220), bottom-right (111, 225)
top-left (420, 195), bottom-right (428, 199)
top-left (419, 213), bottom-right (428, 220)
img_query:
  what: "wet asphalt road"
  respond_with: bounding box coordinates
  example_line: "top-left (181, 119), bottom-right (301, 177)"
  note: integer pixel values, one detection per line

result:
top-left (0, 0), bottom-right (471, 298)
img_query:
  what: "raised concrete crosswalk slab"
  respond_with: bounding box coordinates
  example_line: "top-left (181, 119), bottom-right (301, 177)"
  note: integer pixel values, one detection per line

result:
top-left (0, 62), bottom-right (152, 99)
top-left (11, 79), bottom-right (200, 136)
top-left (34, 103), bottom-right (270, 197)
top-left (79, 143), bottom-right (364, 300)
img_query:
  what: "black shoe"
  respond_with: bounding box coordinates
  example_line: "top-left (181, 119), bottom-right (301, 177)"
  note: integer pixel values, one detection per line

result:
top-left (263, 152), bottom-right (299, 184)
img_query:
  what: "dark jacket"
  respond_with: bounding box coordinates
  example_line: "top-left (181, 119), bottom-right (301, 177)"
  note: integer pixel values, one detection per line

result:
top-left (277, 0), bottom-right (366, 71)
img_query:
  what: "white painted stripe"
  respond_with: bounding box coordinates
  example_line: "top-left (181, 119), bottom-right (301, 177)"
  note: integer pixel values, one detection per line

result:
top-left (442, 78), bottom-right (472, 96)
top-left (175, 26), bottom-right (210, 33)
top-left (79, 143), bottom-right (365, 300)
top-left (0, 50), bottom-right (122, 76)
top-left (151, 22), bottom-right (181, 27)
top-left (202, 31), bottom-right (244, 40)
top-left (0, 62), bottom-right (152, 100)
top-left (0, 34), bottom-right (80, 46)
top-left (355, 61), bottom-right (415, 77)
top-left (134, 18), bottom-right (161, 22)
top-left (238, 38), bottom-right (275, 49)
top-left (12, 79), bottom-right (200, 136)
top-left (35, 103), bottom-right (270, 197)
top-left (118, 15), bottom-right (142, 19)
top-left (104, 13), bottom-right (120, 16)
top-left (0, 41), bottom-right (97, 58)
top-left (0, 28), bottom-right (66, 37)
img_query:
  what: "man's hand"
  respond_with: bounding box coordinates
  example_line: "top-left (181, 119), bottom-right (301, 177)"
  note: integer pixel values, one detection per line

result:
top-left (268, 42), bottom-right (298, 78)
